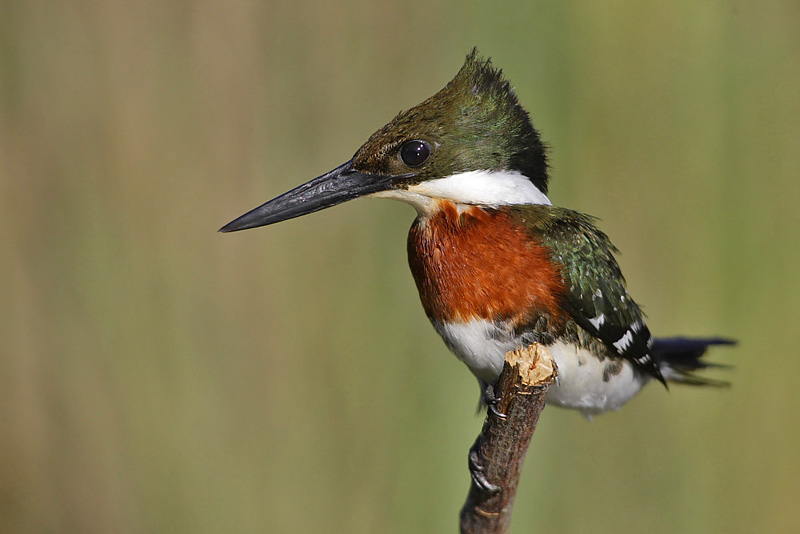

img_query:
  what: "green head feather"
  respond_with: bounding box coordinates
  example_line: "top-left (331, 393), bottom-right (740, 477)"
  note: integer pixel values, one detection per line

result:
top-left (352, 48), bottom-right (549, 194)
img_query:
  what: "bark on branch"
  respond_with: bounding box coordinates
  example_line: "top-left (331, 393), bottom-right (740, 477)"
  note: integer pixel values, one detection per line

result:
top-left (460, 344), bottom-right (557, 534)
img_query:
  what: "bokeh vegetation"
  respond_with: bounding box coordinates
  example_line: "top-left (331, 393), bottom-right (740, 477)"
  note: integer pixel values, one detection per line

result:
top-left (2, 1), bottom-right (799, 532)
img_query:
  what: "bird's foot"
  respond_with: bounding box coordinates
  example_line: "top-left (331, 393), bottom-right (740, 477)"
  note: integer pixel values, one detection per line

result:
top-left (468, 442), bottom-right (500, 493)
top-left (483, 383), bottom-right (507, 419)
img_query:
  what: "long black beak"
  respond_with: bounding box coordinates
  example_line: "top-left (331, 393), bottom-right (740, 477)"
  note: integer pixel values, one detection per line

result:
top-left (219, 160), bottom-right (393, 233)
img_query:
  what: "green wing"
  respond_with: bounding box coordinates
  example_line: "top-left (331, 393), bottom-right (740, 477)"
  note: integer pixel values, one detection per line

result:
top-left (509, 205), bottom-right (663, 381)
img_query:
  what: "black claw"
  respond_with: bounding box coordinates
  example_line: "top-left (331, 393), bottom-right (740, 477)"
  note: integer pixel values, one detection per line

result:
top-left (468, 445), bottom-right (500, 493)
top-left (488, 402), bottom-right (507, 419)
top-left (483, 383), bottom-right (507, 419)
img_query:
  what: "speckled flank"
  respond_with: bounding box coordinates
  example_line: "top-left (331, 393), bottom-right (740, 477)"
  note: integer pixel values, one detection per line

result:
top-left (432, 317), bottom-right (649, 417)
top-left (546, 340), bottom-right (647, 417)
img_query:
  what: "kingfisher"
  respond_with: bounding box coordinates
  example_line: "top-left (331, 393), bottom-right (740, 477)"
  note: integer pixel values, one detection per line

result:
top-left (220, 49), bottom-right (732, 418)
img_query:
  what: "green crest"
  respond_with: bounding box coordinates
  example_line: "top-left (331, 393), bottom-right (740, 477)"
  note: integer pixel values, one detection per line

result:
top-left (352, 48), bottom-right (549, 194)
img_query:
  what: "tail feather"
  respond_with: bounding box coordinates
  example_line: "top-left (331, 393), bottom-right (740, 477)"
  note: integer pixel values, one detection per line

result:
top-left (652, 337), bottom-right (735, 387)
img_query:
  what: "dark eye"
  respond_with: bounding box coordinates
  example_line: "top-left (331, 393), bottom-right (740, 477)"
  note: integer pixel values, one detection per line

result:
top-left (400, 140), bottom-right (431, 167)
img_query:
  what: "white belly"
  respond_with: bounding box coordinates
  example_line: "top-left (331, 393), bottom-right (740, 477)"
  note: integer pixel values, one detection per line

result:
top-left (434, 318), bottom-right (649, 418)
top-left (546, 340), bottom-right (647, 418)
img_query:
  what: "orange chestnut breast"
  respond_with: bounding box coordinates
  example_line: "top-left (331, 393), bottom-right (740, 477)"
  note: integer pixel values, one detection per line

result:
top-left (407, 202), bottom-right (567, 325)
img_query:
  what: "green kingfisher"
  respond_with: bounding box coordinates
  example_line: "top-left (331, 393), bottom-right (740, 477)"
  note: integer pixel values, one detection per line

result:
top-left (220, 49), bottom-right (732, 418)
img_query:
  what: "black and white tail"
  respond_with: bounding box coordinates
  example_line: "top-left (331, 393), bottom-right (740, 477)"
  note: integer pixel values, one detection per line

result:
top-left (653, 337), bottom-right (735, 387)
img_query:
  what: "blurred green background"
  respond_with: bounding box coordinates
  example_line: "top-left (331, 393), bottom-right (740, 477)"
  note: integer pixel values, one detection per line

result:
top-left (2, 1), bottom-right (799, 533)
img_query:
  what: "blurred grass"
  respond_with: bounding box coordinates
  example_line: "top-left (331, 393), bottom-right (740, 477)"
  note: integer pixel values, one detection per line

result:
top-left (1, 0), bottom-right (799, 533)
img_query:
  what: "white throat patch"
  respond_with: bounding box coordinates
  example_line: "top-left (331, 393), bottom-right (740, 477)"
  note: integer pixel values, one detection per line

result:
top-left (370, 169), bottom-right (551, 214)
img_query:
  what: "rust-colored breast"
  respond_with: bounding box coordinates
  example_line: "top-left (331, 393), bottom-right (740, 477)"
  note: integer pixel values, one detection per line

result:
top-left (407, 202), bottom-right (566, 325)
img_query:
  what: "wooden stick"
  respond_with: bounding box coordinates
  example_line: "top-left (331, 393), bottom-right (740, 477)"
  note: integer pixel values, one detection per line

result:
top-left (460, 344), bottom-right (557, 534)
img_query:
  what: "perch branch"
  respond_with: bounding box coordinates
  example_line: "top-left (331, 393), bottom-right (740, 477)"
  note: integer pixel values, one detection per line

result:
top-left (459, 344), bottom-right (557, 534)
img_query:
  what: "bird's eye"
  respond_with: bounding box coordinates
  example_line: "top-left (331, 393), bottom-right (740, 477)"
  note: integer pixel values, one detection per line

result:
top-left (399, 140), bottom-right (431, 167)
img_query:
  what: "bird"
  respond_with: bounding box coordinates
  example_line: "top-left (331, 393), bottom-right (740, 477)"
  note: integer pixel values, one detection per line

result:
top-left (220, 49), bottom-right (733, 418)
